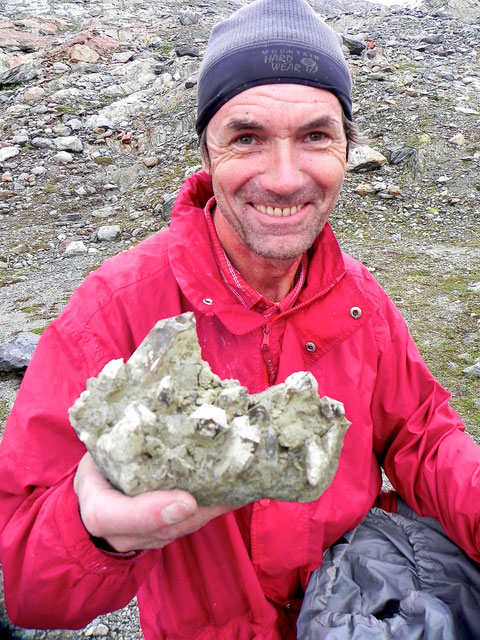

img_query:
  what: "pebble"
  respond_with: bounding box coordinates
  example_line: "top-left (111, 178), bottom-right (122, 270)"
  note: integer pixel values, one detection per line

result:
top-left (55, 136), bottom-right (84, 153)
top-left (0, 332), bottom-right (40, 372)
top-left (143, 156), bottom-right (159, 168)
top-left (347, 146), bottom-right (388, 172)
top-left (64, 240), bottom-right (88, 255)
top-left (31, 137), bottom-right (55, 150)
top-left (98, 225), bottom-right (121, 241)
top-left (0, 147), bottom-right (20, 162)
top-left (53, 151), bottom-right (74, 164)
top-left (463, 363), bottom-right (480, 378)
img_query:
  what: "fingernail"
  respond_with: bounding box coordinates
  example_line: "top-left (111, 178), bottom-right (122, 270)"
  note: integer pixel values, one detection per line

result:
top-left (162, 501), bottom-right (194, 525)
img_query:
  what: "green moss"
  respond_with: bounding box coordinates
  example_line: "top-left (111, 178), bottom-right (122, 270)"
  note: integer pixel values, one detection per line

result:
top-left (0, 399), bottom-right (10, 424)
top-left (30, 326), bottom-right (48, 335)
top-left (20, 304), bottom-right (41, 314)
top-left (44, 184), bottom-right (55, 195)
top-left (93, 156), bottom-right (113, 166)
top-left (394, 62), bottom-right (421, 73)
top-left (0, 83), bottom-right (19, 92)
top-left (55, 104), bottom-right (77, 115)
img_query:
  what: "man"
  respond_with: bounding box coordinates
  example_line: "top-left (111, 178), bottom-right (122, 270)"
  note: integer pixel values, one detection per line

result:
top-left (1, 1), bottom-right (480, 638)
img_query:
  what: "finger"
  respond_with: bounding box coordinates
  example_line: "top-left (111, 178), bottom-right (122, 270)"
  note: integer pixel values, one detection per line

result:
top-left (75, 453), bottom-right (198, 538)
top-left (105, 504), bottom-right (236, 551)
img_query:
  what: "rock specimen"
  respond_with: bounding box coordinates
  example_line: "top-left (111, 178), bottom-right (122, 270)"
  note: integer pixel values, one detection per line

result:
top-left (69, 313), bottom-right (350, 506)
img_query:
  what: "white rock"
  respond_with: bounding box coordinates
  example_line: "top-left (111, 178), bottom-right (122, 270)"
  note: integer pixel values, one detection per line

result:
top-left (70, 44), bottom-right (100, 64)
top-left (463, 363), bottom-right (480, 378)
top-left (12, 133), bottom-right (29, 146)
top-left (55, 136), bottom-right (83, 153)
top-left (347, 145), bottom-right (387, 172)
top-left (66, 118), bottom-right (83, 131)
top-left (31, 165), bottom-right (46, 176)
top-left (64, 241), bottom-right (87, 256)
top-left (97, 225), bottom-right (121, 241)
top-left (449, 133), bottom-right (465, 146)
top-left (0, 147), bottom-right (20, 162)
top-left (53, 151), bottom-right (73, 164)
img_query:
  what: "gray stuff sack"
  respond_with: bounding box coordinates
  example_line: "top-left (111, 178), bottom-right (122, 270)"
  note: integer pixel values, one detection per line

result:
top-left (297, 500), bottom-right (480, 639)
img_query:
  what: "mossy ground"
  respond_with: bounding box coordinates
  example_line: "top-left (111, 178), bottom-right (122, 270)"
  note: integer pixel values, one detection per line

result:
top-left (338, 224), bottom-right (480, 441)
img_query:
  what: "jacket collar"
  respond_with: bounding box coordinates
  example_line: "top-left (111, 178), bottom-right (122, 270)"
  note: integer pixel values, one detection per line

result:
top-left (168, 171), bottom-right (347, 334)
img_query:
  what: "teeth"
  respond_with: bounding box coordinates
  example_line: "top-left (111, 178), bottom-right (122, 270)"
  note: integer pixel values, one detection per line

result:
top-left (254, 204), bottom-right (302, 217)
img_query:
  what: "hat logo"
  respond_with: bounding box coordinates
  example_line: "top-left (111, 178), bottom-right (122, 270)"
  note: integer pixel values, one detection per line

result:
top-left (301, 57), bottom-right (318, 73)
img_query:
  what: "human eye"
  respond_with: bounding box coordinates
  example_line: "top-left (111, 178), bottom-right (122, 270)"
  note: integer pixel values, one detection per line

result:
top-left (305, 131), bottom-right (329, 144)
top-left (234, 134), bottom-right (255, 145)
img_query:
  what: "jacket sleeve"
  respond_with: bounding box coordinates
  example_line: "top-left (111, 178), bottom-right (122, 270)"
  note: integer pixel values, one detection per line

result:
top-left (370, 291), bottom-right (480, 561)
top-left (0, 302), bottom-right (156, 629)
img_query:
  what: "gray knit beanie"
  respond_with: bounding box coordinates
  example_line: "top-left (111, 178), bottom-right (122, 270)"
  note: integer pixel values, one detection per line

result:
top-left (196, 0), bottom-right (352, 135)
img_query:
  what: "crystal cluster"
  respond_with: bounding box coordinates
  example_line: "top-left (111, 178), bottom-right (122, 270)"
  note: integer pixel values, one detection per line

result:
top-left (69, 312), bottom-right (350, 505)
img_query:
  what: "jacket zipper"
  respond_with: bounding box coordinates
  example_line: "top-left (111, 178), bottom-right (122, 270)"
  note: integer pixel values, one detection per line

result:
top-left (261, 322), bottom-right (276, 388)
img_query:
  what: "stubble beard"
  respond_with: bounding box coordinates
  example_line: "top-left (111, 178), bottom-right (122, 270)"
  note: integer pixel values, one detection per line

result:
top-left (213, 186), bottom-right (331, 261)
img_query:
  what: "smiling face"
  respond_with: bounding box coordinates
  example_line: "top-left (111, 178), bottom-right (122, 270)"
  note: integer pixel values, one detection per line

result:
top-left (203, 84), bottom-right (348, 263)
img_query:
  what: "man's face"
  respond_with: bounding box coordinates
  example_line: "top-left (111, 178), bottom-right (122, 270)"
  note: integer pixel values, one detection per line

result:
top-left (203, 84), bottom-right (348, 262)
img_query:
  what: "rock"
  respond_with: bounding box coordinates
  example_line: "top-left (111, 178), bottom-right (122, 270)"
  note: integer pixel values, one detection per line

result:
top-left (463, 363), bottom-right (480, 378)
top-left (52, 151), bottom-right (74, 164)
top-left (0, 147), bottom-right (20, 163)
top-left (449, 133), bottom-right (465, 146)
top-left (92, 205), bottom-right (115, 219)
top-left (66, 118), bottom-right (83, 131)
top-left (31, 137), bottom-right (55, 150)
top-left (112, 51), bottom-right (135, 63)
top-left (54, 136), bottom-right (83, 153)
top-left (467, 282), bottom-right (480, 293)
top-left (64, 240), bottom-right (88, 255)
top-left (180, 11), bottom-right (200, 26)
top-left (23, 86), bottom-right (45, 101)
top-left (12, 133), bottom-right (29, 146)
top-left (341, 35), bottom-right (366, 56)
top-left (0, 332), bottom-right (40, 372)
top-left (69, 313), bottom-right (350, 505)
top-left (420, 34), bottom-right (445, 45)
top-left (354, 183), bottom-right (376, 196)
top-left (53, 124), bottom-right (72, 137)
top-left (69, 44), bottom-right (100, 63)
top-left (455, 106), bottom-right (479, 115)
top-left (0, 62), bottom-right (38, 86)
top-left (97, 225), bottom-right (121, 241)
top-left (347, 146), bottom-right (387, 172)
top-left (388, 146), bottom-right (419, 166)
top-left (50, 87), bottom-right (83, 105)
top-left (175, 44), bottom-right (200, 57)
top-left (143, 156), bottom-right (159, 168)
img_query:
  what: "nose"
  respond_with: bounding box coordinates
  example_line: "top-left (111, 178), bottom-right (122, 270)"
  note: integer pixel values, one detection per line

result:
top-left (258, 140), bottom-right (307, 197)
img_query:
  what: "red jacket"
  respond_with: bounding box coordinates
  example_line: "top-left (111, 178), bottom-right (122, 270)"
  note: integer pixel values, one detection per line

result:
top-left (1, 171), bottom-right (479, 640)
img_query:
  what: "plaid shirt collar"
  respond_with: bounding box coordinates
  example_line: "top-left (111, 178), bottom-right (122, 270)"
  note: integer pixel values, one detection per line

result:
top-left (204, 197), bottom-right (308, 318)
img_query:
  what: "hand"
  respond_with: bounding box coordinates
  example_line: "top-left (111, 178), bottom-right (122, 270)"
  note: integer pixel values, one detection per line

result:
top-left (73, 452), bottom-right (234, 553)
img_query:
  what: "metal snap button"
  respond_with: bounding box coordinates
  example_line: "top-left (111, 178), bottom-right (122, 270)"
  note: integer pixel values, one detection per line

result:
top-left (350, 306), bottom-right (362, 319)
top-left (202, 297), bottom-right (213, 306)
top-left (305, 341), bottom-right (317, 353)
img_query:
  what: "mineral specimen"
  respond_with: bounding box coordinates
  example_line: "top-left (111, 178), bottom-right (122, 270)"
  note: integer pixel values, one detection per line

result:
top-left (69, 312), bottom-right (350, 505)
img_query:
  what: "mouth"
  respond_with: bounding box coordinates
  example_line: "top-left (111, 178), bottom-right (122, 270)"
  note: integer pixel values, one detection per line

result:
top-left (252, 203), bottom-right (304, 217)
